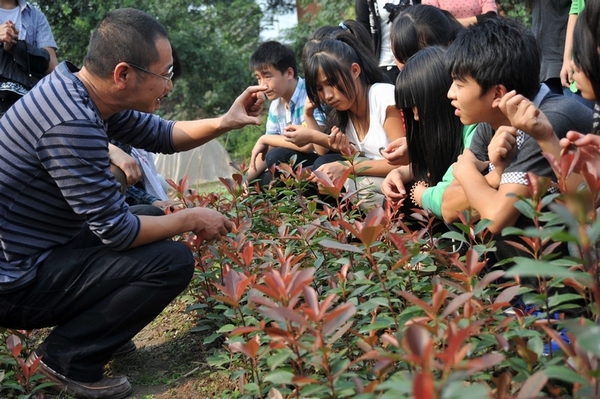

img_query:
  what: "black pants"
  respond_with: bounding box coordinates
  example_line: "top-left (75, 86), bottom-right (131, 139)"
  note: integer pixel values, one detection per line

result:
top-left (0, 205), bottom-right (194, 382)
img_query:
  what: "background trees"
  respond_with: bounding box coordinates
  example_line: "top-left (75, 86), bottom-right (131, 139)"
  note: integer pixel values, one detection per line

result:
top-left (32, 0), bottom-right (532, 160)
top-left (35, 0), bottom-right (262, 120)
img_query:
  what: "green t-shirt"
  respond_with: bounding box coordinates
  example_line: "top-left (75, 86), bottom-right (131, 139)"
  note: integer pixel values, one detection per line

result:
top-left (569, 0), bottom-right (585, 14)
top-left (420, 124), bottom-right (478, 218)
top-left (569, 0), bottom-right (585, 92)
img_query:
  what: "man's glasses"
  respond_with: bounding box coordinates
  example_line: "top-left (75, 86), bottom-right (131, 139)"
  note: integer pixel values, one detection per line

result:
top-left (127, 63), bottom-right (174, 83)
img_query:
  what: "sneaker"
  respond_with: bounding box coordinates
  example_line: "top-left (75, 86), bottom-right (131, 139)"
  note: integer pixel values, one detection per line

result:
top-left (543, 328), bottom-right (570, 356)
top-left (26, 351), bottom-right (132, 399)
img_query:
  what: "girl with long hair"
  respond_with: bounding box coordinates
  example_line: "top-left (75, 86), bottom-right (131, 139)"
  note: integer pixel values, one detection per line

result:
top-left (382, 46), bottom-right (475, 217)
top-left (301, 32), bottom-right (405, 208)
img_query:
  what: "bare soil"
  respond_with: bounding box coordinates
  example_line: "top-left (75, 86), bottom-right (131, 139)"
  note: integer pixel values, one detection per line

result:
top-left (29, 298), bottom-right (235, 399)
top-left (110, 299), bottom-right (234, 399)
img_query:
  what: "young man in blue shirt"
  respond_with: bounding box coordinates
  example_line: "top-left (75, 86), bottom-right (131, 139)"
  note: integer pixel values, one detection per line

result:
top-left (247, 41), bottom-right (326, 185)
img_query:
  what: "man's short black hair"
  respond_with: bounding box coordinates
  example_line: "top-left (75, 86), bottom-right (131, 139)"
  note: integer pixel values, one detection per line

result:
top-left (84, 8), bottom-right (169, 77)
top-left (446, 17), bottom-right (540, 100)
top-left (250, 41), bottom-right (297, 78)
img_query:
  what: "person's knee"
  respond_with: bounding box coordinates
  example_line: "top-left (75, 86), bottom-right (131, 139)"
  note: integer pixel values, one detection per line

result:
top-left (130, 204), bottom-right (165, 216)
top-left (168, 242), bottom-right (195, 287)
top-left (265, 148), bottom-right (293, 168)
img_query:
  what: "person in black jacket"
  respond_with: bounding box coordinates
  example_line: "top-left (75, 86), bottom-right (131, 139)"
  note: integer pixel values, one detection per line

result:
top-left (355, 0), bottom-right (420, 83)
top-left (0, 0), bottom-right (58, 116)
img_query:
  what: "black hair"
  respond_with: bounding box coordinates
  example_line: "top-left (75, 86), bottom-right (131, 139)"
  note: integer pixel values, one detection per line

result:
top-left (303, 32), bottom-right (386, 133)
top-left (395, 46), bottom-right (463, 185)
top-left (302, 20), bottom-right (374, 68)
top-left (391, 4), bottom-right (462, 65)
top-left (171, 47), bottom-right (182, 82)
top-left (446, 17), bottom-right (541, 100)
top-left (250, 41), bottom-right (297, 78)
top-left (84, 8), bottom-right (169, 77)
top-left (572, 6), bottom-right (600, 134)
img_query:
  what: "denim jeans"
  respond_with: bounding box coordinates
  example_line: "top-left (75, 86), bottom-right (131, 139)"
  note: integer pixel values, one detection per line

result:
top-left (0, 205), bottom-right (194, 381)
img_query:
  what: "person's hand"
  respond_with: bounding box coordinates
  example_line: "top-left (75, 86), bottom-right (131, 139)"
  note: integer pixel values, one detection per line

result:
top-left (304, 96), bottom-right (317, 118)
top-left (499, 91), bottom-right (555, 142)
top-left (0, 21), bottom-right (18, 52)
top-left (250, 138), bottom-right (269, 171)
top-left (560, 59), bottom-right (573, 88)
top-left (108, 144), bottom-right (142, 185)
top-left (488, 126), bottom-right (519, 172)
top-left (283, 124), bottom-right (314, 148)
top-left (453, 148), bottom-right (489, 180)
top-left (188, 208), bottom-right (233, 242)
top-left (221, 85), bottom-right (268, 131)
top-left (309, 161), bottom-right (348, 183)
top-left (380, 137), bottom-right (409, 165)
top-left (381, 168), bottom-right (407, 202)
top-left (328, 126), bottom-right (355, 154)
top-left (560, 131), bottom-right (600, 175)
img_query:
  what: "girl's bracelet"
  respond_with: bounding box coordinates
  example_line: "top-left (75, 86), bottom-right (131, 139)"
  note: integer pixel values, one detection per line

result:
top-left (410, 180), bottom-right (428, 207)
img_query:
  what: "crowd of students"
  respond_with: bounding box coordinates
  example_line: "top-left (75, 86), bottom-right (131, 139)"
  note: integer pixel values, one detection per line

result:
top-left (251, 2), bottom-right (599, 262)
top-left (0, 1), bottom-right (599, 398)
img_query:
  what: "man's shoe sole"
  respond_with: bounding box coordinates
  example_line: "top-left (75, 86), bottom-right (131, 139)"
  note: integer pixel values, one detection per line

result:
top-left (27, 351), bottom-right (132, 399)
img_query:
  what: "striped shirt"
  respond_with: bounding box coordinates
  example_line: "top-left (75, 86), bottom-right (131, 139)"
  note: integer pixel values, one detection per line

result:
top-left (0, 61), bottom-right (176, 292)
top-left (265, 77), bottom-right (325, 135)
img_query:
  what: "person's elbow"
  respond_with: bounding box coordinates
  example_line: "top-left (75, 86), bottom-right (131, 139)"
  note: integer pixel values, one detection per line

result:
top-left (477, 209), bottom-right (517, 235)
top-left (441, 200), bottom-right (462, 224)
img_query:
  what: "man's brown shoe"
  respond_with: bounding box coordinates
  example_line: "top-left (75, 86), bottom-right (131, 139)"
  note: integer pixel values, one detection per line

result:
top-left (27, 351), bottom-right (132, 399)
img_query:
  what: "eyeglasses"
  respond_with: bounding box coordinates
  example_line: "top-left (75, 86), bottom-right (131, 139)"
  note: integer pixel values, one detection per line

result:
top-left (127, 63), bottom-right (174, 83)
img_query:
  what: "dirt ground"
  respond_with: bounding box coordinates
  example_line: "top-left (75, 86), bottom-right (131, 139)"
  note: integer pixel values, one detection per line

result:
top-left (112, 299), bottom-right (234, 399)
top-left (29, 298), bottom-right (235, 399)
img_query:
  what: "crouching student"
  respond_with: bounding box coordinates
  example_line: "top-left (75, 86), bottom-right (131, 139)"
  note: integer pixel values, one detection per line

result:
top-left (300, 32), bottom-right (405, 209)
top-left (247, 41), bottom-right (325, 186)
top-left (441, 17), bottom-right (592, 261)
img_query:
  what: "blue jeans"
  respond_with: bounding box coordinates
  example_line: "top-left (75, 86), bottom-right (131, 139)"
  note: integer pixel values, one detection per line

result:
top-left (0, 205), bottom-right (194, 381)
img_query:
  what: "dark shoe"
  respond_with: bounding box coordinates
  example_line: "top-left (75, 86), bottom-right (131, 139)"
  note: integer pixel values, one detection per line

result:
top-left (112, 340), bottom-right (136, 357)
top-left (27, 351), bottom-right (132, 399)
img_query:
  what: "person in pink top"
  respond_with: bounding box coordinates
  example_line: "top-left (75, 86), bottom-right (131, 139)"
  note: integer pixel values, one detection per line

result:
top-left (421, 0), bottom-right (497, 26)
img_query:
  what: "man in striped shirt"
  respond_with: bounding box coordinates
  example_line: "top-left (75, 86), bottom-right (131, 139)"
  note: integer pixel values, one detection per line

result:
top-left (0, 8), bottom-right (265, 399)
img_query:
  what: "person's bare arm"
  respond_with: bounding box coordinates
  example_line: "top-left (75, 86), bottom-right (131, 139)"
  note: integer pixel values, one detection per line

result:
top-left (560, 14), bottom-right (578, 88)
top-left (45, 47), bottom-right (58, 74)
top-left (171, 86), bottom-right (266, 151)
top-left (132, 208), bottom-right (232, 247)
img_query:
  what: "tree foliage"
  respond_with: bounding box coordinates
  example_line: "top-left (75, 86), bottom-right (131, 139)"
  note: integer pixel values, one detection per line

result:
top-left (34, 0), bottom-right (263, 119)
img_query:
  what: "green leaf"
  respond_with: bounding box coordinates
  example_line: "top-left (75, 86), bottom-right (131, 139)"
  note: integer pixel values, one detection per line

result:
top-left (266, 350), bottom-right (294, 370)
top-left (504, 258), bottom-right (592, 286)
top-left (242, 383), bottom-right (259, 394)
top-left (543, 366), bottom-right (587, 384)
top-left (440, 231), bottom-right (468, 243)
top-left (564, 321), bottom-right (600, 357)
top-left (319, 239), bottom-right (363, 253)
top-left (548, 293), bottom-right (583, 308)
top-left (263, 370), bottom-right (294, 385)
top-left (513, 200), bottom-right (536, 220)
top-left (203, 332), bottom-right (222, 345)
top-left (217, 324), bottom-right (236, 333)
top-left (442, 381), bottom-right (490, 399)
top-left (474, 218), bottom-right (494, 235)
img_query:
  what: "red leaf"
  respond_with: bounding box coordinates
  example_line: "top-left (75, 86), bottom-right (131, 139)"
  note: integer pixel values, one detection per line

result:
top-left (292, 375), bottom-right (320, 385)
top-left (494, 285), bottom-right (521, 307)
top-left (413, 370), bottom-right (435, 399)
top-left (516, 371), bottom-right (548, 399)
top-left (322, 302), bottom-right (357, 336)
top-left (398, 291), bottom-right (434, 318)
top-left (6, 334), bottom-right (21, 357)
top-left (403, 324), bottom-right (432, 359)
top-left (440, 292), bottom-right (473, 320)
